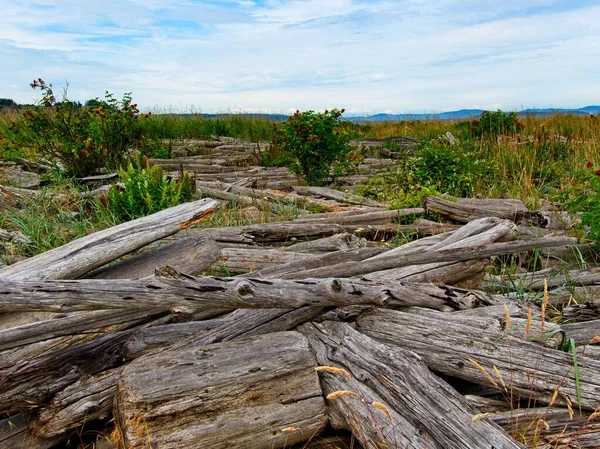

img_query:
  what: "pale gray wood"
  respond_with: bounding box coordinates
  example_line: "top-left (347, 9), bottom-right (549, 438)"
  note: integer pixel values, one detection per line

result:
top-left (423, 196), bottom-right (540, 224)
top-left (116, 331), bottom-right (327, 449)
top-left (292, 186), bottom-right (386, 207)
top-left (563, 298), bottom-right (600, 323)
top-left (294, 207), bottom-right (424, 224)
top-left (561, 319), bottom-right (600, 345)
top-left (0, 413), bottom-right (62, 449)
top-left (298, 321), bottom-right (524, 449)
top-left (85, 236), bottom-right (220, 279)
top-left (287, 236), bottom-right (576, 279)
top-left (357, 308), bottom-right (600, 411)
top-left (0, 314), bottom-right (174, 413)
top-left (0, 198), bottom-right (218, 280)
top-left (34, 367), bottom-right (123, 438)
top-left (286, 233), bottom-right (365, 254)
top-left (488, 407), bottom-right (600, 449)
top-left (0, 309), bottom-right (164, 351)
top-left (0, 275), bottom-right (395, 315)
top-left (245, 247), bottom-right (385, 278)
top-left (214, 247), bottom-right (315, 275)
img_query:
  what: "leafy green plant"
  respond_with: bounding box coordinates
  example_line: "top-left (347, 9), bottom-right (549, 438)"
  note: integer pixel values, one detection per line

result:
top-left (471, 110), bottom-right (524, 138)
top-left (11, 79), bottom-right (151, 177)
top-left (107, 156), bottom-right (195, 221)
top-left (271, 109), bottom-right (352, 185)
top-left (356, 140), bottom-right (496, 207)
top-left (562, 161), bottom-right (600, 246)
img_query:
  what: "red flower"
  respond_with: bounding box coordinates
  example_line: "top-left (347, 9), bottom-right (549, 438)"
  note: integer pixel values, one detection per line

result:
top-left (586, 161), bottom-right (594, 169)
top-left (341, 108), bottom-right (345, 113)
top-left (324, 109), bottom-right (329, 114)
top-left (596, 169), bottom-right (600, 176)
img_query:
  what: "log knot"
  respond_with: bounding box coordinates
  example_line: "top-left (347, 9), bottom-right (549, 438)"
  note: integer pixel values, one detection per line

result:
top-left (235, 282), bottom-right (255, 298)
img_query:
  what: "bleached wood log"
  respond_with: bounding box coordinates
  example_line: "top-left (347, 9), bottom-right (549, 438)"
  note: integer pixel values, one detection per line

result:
top-left (422, 196), bottom-right (542, 224)
top-left (0, 198), bottom-right (218, 280)
top-left (561, 319), bottom-right (600, 345)
top-left (85, 236), bottom-right (220, 279)
top-left (563, 298), bottom-right (600, 323)
top-left (292, 186), bottom-right (386, 207)
top-left (298, 321), bottom-right (523, 449)
top-left (34, 367), bottom-right (123, 438)
top-left (286, 233), bottom-right (365, 254)
top-left (244, 247), bottom-right (386, 278)
top-left (287, 236), bottom-right (576, 279)
top-left (0, 413), bottom-right (62, 449)
top-left (483, 268), bottom-right (600, 292)
top-left (488, 407), bottom-right (600, 449)
top-left (214, 247), bottom-right (315, 275)
top-left (0, 313), bottom-right (176, 413)
top-left (357, 308), bottom-right (600, 411)
top-left (294, 207), bottom-right (423, 224)
top-left (0, 309), bottom-right (165, 351)
top-left (115, 332), bottom-right (328, 449)
top-left (0, 276), bottom-right (397, 316)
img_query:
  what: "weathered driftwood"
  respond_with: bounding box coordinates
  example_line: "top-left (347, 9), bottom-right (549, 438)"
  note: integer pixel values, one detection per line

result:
top-left (198, 181), bottom-right (340, 211)
top-left (0, 198), bottom-right (218, 281)
top-left (214, 247), bottom-right (315, 275)
top-left (294, 207), bottom-right (423, 224)
top-left (292, 185), bottom-right (386, 207)
top-left (357, 308), bottom-right (600, 411)
top-left (244, 247), bottom-right (386, 278)
top-left (561, 319), bottom-right (600, 345)
top-left (0, 412), bottom-right (62, 449)
top-left (0, 275), bottom-right (399, 315)
top-left (563, 298), bottom-right (600, 323)
top-left (422, 196), bottom-right (541, 224)
top-left (288, 236), bottom-right (576, 280)
top-left (298, 321), bottom-right (523, 449)
top-left (0, 313), bottom-right (176, 413)
top-left (0, 309), bottom-right (165, 351)
top-left (286, 233), bottom-right (365, 254)
top-left (488, 407), bottom-right (600, 449)
top-left (483, 267), bottom-right (600, 292)
top-left (85, 236), bottom-right (220, 279)
top-left (116, 332), bottom-right (327, 449)
top-left (34, 367), bottom-right (123, 438)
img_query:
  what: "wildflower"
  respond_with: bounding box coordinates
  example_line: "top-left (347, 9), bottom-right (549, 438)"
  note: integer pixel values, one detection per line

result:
top-left (596, 169), bottom-right (600, 176)
top-left (587, 161), bottom-right (594, 168)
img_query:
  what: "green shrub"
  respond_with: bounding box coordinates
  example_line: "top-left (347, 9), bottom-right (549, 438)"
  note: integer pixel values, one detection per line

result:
top-left (271, 109), bottom-right (352, 185)
top-left (107, 156), bottom-right (195, 221)
top-left (471, 110), bottom-right (524, 138)
top-left (563, 161), bottom-right (600, 246)
top-left (356, 140), bottom-right (496, 207)
top-left (12, 79), bottom-right (151, 177)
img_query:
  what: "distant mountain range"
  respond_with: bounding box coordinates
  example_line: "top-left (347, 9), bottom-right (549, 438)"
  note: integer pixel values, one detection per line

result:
top-left (185, 106), bottom-right (600, 123)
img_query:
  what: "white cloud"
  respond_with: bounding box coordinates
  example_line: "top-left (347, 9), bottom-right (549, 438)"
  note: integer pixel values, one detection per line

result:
top-left (1, 0), bottom-right (599, 112)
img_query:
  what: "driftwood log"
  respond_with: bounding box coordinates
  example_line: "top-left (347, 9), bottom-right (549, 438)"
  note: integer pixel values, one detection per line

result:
top-left (0, 198), bottom-right (218, 281)
top-left (298, 321), bottom-right (523, 449)
top-left (357, 308), bottom-right (600, 411)
top-left (115, 331), bottom-right (327, 449)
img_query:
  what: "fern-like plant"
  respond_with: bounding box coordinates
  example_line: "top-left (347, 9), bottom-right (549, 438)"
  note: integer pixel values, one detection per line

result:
top-left (107, 155), bottom-right (195, 222)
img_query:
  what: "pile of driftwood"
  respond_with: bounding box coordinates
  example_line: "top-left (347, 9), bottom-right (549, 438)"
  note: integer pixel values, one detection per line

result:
top-left (1, 139), bottom-right (600, 448)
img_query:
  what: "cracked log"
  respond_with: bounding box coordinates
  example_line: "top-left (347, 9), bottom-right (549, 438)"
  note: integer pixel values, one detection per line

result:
top-left (356, 308), bottom-right (600, 411)
top-left (115, 331), bottom-right (327, 449)
top-left (0, 198), bottom-right (218, 280)
top-left (298, 321), bottom-right (523, 449)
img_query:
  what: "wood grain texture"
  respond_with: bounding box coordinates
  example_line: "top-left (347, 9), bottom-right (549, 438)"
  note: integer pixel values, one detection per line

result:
top-left (357, 308), bottom-right (600, 411)
top-left (116, 331), bottom-right (327, 449)
top-left (298, 321), bottom-right (524, 449)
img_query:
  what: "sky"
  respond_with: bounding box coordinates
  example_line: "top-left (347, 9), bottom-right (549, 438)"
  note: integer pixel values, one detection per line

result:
top-left (1, 0), bottom-right (599, 115)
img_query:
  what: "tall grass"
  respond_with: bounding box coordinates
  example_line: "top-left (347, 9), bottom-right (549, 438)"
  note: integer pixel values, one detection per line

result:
top-left (140, 114), bottom-right (277, 142)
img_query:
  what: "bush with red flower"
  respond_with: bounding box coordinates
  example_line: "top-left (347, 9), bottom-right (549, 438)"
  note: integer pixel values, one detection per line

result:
top-left (271, 108), bottom-right (352, 185)
top-left (13, 79), bottom-right (151, 177)
top-left (471, 110), bottom-right (524, 138)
